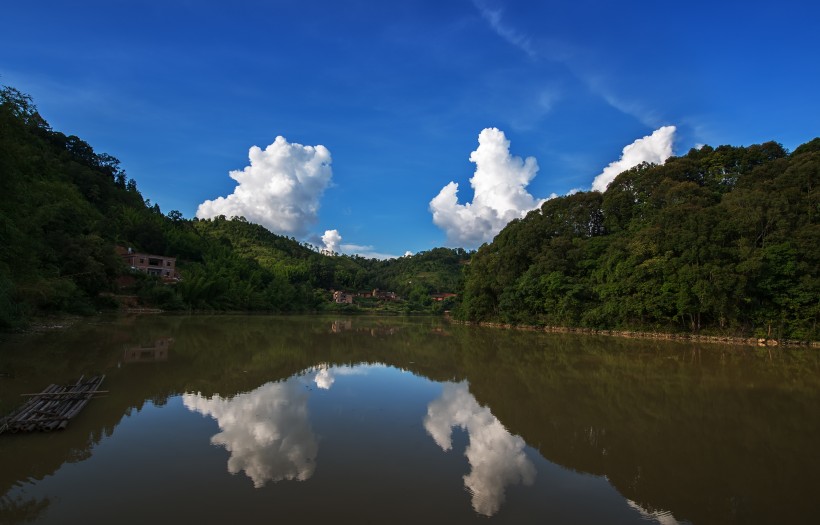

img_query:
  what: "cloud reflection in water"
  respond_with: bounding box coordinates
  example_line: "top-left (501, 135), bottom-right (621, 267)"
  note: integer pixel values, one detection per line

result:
top-left (184, 367), bottom-right (535, 514)
top-left (311, 363), bottom-right (370, 390)
top-left (314, 366), bottom-right (335, 390)
top-left (424, 381), bottom-right (536, 516)
top-left (183, 378), bottom-right (318, 488)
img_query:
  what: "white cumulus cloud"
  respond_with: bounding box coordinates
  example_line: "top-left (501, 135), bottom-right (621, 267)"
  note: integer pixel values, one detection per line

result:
top-left (429, 128), bottom-right (545, 248)
top-left (424, 381), bottom-right (536, 517)
top-left (196, 136), bottom-right (332, 236)
top-left (321, 229), bottom-right (342, 255)
top-left (591, 126), bottom-right (676, 192)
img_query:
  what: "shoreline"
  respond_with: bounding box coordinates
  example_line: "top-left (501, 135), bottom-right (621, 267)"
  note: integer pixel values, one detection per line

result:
top-left (448, 319), bottom-right (820, 348)
top-left (8, 312), bottom-right (819, 348)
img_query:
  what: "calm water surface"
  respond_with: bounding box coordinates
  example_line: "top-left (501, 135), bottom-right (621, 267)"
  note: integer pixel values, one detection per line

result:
top-left (1, 315), bottom-right (818, 524)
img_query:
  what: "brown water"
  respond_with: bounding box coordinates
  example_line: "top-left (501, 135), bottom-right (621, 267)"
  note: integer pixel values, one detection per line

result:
top-left (1, 315), bottom-right (818, 524)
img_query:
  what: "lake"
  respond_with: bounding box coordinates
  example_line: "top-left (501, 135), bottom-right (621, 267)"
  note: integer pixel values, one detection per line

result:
top-left (1, 315), bottom-right (818, 524)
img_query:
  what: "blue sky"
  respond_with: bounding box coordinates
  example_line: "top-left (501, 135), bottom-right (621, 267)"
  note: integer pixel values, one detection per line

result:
top-left (2, 0), bottom-right (818, 257)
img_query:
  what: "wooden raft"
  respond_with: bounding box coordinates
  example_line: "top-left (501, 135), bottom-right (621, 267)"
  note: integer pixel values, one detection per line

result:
top-left (0, 375), bottom-right (105, 434)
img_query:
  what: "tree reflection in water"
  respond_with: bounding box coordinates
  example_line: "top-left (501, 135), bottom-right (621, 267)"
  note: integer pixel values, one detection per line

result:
top-left (3, 315), bottom-right (818, 524)
top-left (424, 381), bottom-right (536, 516)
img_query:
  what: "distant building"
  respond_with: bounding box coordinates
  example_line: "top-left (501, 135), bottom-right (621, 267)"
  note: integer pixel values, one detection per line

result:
top-left (334, 289), bottom-right (397, 303)
top-left (118, 246), bottom-right (178, 280)
top-left (333, 290), bottom-right (355, 304)
top-left (430, 292), bottom-right (457, 302)
top-left (374, 289), bottom-right (398, 300)
top-left (362, 289), bottom-right (398, 300)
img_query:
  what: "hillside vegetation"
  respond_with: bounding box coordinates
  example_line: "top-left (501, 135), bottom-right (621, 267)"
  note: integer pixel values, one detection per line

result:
top-left (3, 85), bottom-right (816, 340)
top-left (0, 86), bottom-right (467, 328)
top-left (456, 138), bottom-right (819, 340)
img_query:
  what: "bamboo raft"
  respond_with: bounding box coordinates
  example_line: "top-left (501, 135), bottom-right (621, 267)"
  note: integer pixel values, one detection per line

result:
top-left (0, 375), bottom-right (105, 434)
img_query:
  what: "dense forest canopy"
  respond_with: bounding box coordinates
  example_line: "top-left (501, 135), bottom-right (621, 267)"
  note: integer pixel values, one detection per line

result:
top-left (0, 86), bottom-right (468, 328)
top-left (1, 85), bottom-right (817, 340)
top-left (455, 137), bottom-right (819, 340)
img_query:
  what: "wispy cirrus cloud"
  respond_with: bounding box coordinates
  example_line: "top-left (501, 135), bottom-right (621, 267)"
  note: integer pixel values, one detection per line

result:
top-left (470, 0), bottom-right (672, 130)
top-left (319, 228), bottom-right (405, 259)
top-left (588, 80), bottom-right (666, 129)
top-left (339, 243), bottom-right (403, 260)
top-left (472, 0), bottom-right (537, 59)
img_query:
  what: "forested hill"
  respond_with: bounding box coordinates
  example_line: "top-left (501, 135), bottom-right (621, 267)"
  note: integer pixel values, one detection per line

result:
top-left (0, 86), bottom-right (468, 328)
top-left (3, 84), bottom-right (816, 339)
top-left (456, 138), bottom-right (820, 340)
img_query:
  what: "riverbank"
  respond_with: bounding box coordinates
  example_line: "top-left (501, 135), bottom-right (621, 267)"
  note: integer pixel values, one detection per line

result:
top-left (8, 311), bottom-right (818, 348)
top-left (448, 319), bottom-right (820, 348)
top-left (10, 314), bottom-right (84, 334)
